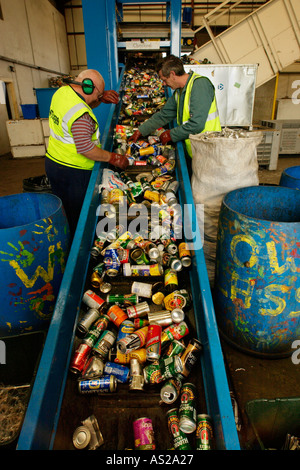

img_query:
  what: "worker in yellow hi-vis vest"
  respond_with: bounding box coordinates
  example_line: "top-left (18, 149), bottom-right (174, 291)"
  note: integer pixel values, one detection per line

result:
top-left (130, 55), bottom-right (221, 173)
top-left (46, 69), bottom-right (129, 237)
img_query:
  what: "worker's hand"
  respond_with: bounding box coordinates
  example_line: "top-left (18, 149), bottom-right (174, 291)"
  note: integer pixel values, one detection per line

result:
top-left (109, 152), bottom-right (129, 169)
top-left (160, 130), bottom-right (172, 145)
top-left (129, 129), bottom-right (142, 142)
top-left (101, 90), bottom-right (119, 104)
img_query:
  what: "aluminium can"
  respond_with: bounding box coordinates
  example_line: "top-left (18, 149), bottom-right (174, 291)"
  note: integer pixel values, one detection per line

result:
top-left (143, 361), bottom-right (163, 384)
top-left (133, 417), bottom-right (156, 450)
top-left (82, 290), bottom-right (105, 310)
top-left (106, 293), bottom-right (139, 306)
top-left (164, 340), bottom-right (186, 358)
top-left (92, 329), bottom-right (117, 360)
top-left (104, 248), bottom-right (121, 276)
top-left (126, 301), bottom-right (150, 319)
top-left (117, 326), bottom-right (149, 354)
top-left (130, 247), bottom-right (149, 265)
top-left (117, 248), bottom-right (130, 264)
top-left (133, 318), bottom-right (149, 329)
top-left (83, 315), bottom-right (110, 348)
top-left (166, 408), bottom-right (191, 450)
top-left (180, 338), bottom-right (203, 378)
top-left (146, 323), bottom-right (162, 361)
top-left (178, 383), bottom-right (197, 433)
top-left (76, 308), bottom-right (101, 337)
top-left (163, 291), bottom-right (186, 311)
top-left (69, 343), bottom-right (91, 375)
top-left (171, 308), bottom-right (185, 323)
top-left (81, 355), bottom-right (105, 379)
top-left (90, 272), bottom-right (104, 290)
top-left (93, 261), bottom-right (105, 275)
top-left (107, 304), bottom-right (128, 328)
top-left (160, 355), bottom-right (183, 380)
top-left (161, 321), bottom-right (190, 344)
top-left (196, 414), bottom-right (214, 450)
top-left (178, 242), bottom-right (192, 267)
top-left (72, 425), bottom-right (91, 449)
top-left (116, 320), bottom-right (135, 342)
top-left (148, 310), bottom-right (173, 327)
top-left (160, 377), bottom-right (182, 404)
top-left (103, 361), bottom-right (130, 383)
top-left (78, 375), bottom-right (117, 394)
top-left (108, 188), bottom-right (124, 204)
top-left (129, 358), bottom-right (144, 391)
top-left (131, 281), bottom-right (152, 298)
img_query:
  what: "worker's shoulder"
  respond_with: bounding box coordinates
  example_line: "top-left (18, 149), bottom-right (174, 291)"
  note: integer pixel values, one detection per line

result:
top-left (191, 74), bottom-right (215, 93)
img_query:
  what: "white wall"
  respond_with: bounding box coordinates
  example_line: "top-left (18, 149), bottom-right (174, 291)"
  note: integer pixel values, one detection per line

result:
top-left (0, 0), bottom-right (70, 155)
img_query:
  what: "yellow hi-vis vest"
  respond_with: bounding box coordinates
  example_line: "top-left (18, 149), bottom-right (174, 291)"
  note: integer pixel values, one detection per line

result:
top-left (175, 72), bottom-right (221, 157)
top-left (46, 85), bottom-right (101, 170)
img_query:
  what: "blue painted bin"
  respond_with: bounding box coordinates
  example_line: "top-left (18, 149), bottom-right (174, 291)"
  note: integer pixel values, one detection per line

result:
top-left (0, 192), bottom-right (70, 337)
top-left (215, 185), bottom-right (300, 357)
top-left (280, 165), bottom-right (300, 190)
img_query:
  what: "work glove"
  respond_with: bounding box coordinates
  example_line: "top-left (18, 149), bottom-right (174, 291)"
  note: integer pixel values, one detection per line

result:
top-left (101, 90), bottom-right (119, 104)
top-left (160, 130), bottom-right (172, 145)
top-left (129, 129), bottom-right (142, 142)
top-left (109, 152), bottom-right (129, 169)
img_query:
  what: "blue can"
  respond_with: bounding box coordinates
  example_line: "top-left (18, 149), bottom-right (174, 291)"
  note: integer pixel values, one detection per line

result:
top-left (104, 248), bottom-right (121, 276)
top-left (117, 320), bottom-right (135, 342)
top-left (103, 362), bottom-right (130, 383)
top-left (78, 375), bottom-right (117, 393)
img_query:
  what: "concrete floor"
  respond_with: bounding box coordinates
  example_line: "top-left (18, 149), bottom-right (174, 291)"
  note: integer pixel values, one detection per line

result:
top-left (1, 151), bottom-right (300, 450)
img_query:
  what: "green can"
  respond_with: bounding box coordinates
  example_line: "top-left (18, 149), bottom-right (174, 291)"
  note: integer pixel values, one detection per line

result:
top-left (130, 247), bottom-right (149, 265)
top-left (196, 414), bottom-right (214, 450)
top-left (160, 355), bottom-right (183, 380)
top-left (164, 340), bottom-right (186, 358)
top-left (178, 383), bottom-right (197, 433)
top-left (143, 361), bottom-right (163, 384)
top-left (106, 293), bottom-right (139, 306)
top-left (93, 262), bottom-right (105, 275)
top-left (166, 408), bottom-right (191, 450)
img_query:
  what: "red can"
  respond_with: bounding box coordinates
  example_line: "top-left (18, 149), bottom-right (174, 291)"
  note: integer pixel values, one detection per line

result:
top-left (146, 324), bottom-right (162, 361)
top-left (69, 343), bottom-right (91, 375)
top-left (107, 304), bottom-right (128, 327)
top-left (117, 248), bottom-right (130, 264)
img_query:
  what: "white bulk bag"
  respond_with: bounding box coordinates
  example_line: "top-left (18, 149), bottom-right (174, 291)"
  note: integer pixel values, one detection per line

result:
top-left (190, 128), bottom-right (262, 285)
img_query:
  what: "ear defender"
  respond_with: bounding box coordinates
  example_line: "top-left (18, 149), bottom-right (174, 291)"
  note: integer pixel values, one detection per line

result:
top-left (62, 77), bottom-right (95, 95)
top-left (81, 78), bottom-right (95, 95)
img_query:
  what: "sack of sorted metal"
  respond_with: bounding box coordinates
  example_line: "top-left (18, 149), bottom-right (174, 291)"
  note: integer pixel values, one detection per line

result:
top-left (190, 128), bottom-right (262, 286)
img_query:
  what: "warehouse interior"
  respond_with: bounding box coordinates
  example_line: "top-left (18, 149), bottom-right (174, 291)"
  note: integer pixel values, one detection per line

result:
top-left (1, 0), bottom-right (300, 452)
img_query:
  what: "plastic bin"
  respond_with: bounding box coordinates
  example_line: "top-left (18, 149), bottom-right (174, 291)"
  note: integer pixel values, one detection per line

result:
top-left (21, 104), bottom-right (38, 119)
top-left (35, 88), bottom-right (58, 118)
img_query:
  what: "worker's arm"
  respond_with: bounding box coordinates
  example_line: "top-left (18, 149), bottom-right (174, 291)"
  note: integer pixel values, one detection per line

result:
top-left (169, 78), bottom-right (215, 142)
top-left (138, 93), bottom-right (178, 137)
top-left (72, 114), bottom-right (128, 168)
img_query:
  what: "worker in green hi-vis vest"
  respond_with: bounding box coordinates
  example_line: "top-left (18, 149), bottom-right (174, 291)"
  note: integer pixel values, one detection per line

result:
top-left (130, 55), bottom-right (221, 174)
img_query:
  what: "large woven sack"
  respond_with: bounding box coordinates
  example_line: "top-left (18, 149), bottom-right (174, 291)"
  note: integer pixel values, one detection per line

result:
top-left (190, 128), bottom-right (262, 285)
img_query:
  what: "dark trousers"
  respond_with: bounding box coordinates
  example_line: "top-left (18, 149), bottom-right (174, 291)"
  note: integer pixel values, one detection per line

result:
top-left (45, 157), bottom-right (92, 238)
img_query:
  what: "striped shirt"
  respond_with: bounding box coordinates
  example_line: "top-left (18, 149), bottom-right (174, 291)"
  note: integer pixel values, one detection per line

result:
top-left (71, 112), bottom-right (96, 154)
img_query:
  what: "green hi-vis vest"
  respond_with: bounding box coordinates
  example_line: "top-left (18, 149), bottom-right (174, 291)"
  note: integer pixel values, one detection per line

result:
top-left (175, 72), bottom-right (221, 157)
top-left (46, 85), bottom-right (101, 170)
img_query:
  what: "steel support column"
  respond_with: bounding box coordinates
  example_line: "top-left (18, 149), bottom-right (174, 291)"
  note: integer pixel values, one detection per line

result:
top-left (81, 0), bottom-right (119, 134)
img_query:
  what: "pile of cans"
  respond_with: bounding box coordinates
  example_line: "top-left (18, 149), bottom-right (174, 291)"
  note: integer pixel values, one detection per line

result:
top-left (119, 66), bottom-right (166, 126)
top-left (114, 124), bottom-right (176, 168)
top-left (68, 63), bottom-right (215, 450)
top-left (132, 409), bottom-right (214, 451)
